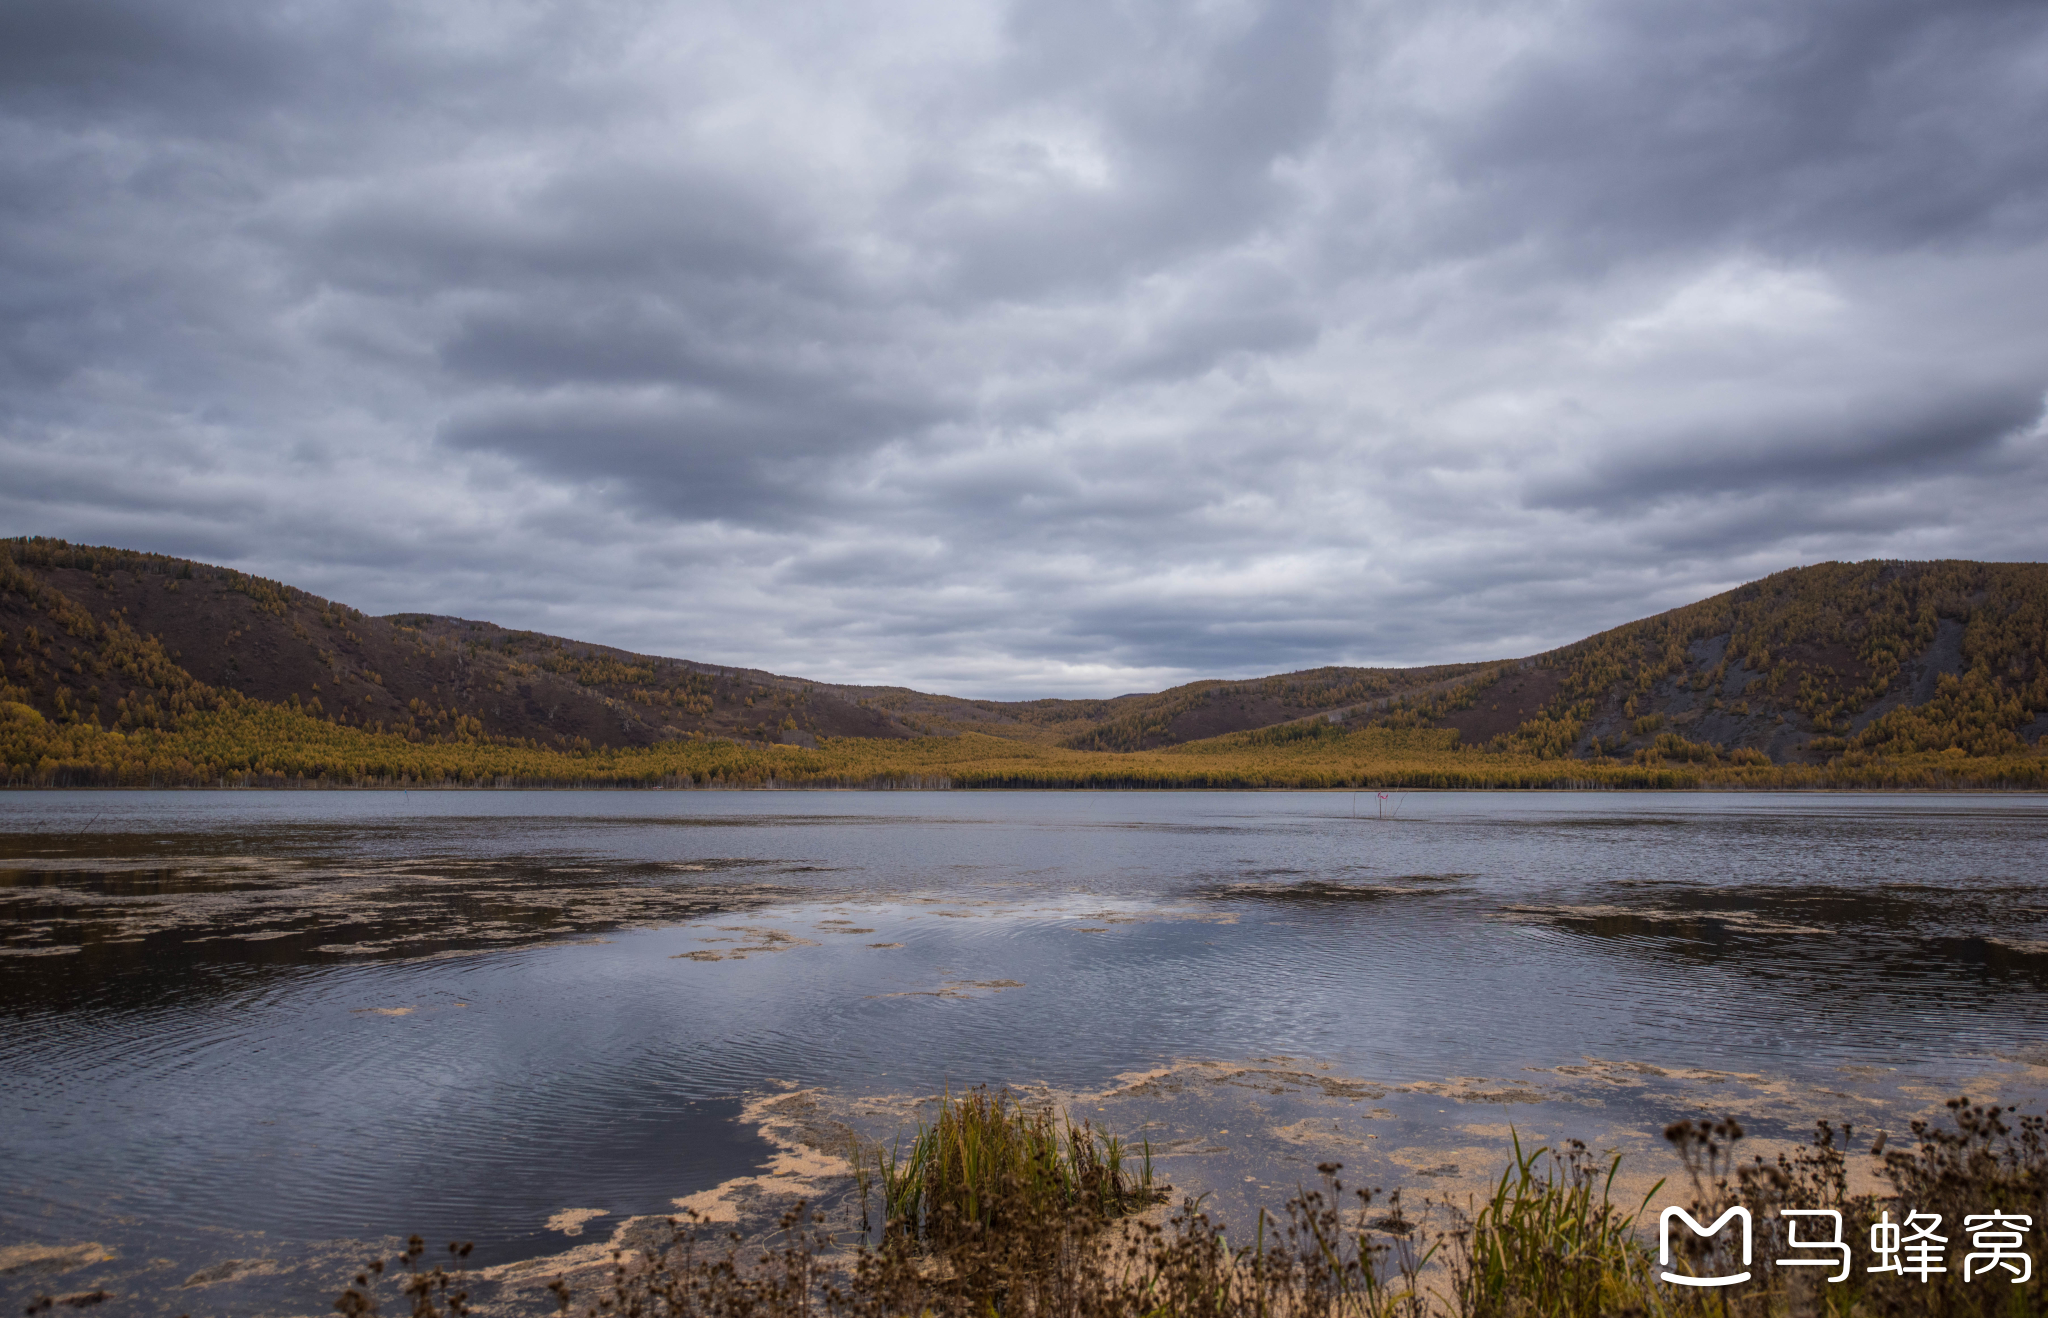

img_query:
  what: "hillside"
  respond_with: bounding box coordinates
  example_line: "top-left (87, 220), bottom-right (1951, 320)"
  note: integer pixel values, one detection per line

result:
top-left (735, 561), bottom-right (2048, 767)
top-left (1451, 559), bottom-right (2048, 766)
top-left (2, 537), bottom-right (2046, 788)
top-left (0, 538), bottom-right (1492, 754)
top-left (810, 662), bottom-right (1498, 749)
top-left (0, 539), bottom-right (915, 750)
top-left (0, 537), bottom-right (1516, 754)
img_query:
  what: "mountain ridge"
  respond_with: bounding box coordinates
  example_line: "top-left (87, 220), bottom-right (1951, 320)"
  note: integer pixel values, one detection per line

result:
top-left (4, 538), bottom-right (2046, 779)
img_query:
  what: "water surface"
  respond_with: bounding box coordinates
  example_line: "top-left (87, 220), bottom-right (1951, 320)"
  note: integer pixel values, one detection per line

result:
top-left (4, 790), bottom-right (2046, 1311)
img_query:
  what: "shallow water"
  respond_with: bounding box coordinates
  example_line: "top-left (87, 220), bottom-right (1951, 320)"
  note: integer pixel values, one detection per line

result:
top-left (3, 789), bottom-right (2047, 1310)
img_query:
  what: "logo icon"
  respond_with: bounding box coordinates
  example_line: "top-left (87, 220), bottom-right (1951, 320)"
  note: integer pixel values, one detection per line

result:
top-left (1660, 1206), bottom-right (1752, 1287)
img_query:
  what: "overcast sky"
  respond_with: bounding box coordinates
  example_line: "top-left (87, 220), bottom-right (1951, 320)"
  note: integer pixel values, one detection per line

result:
top-left (3, 0), bottom-right (2045, 698)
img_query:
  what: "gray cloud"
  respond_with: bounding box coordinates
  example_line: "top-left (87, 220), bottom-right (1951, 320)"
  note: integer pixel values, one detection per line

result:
top-left (3, 0), bottom-right (2046, 698)
top-left (1521, 382), bottom-right (2046, 513)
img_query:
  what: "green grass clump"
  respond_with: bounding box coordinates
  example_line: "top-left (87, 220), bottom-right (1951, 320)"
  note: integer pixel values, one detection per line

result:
top-left (865, 1087), bottom-right (1159, 1248)
top-left (1450, 1134), bottom-right (1664, 1318)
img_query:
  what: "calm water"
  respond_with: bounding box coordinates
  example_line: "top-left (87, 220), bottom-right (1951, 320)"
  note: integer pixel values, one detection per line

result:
top-left (3, 790), bottom-right (2047, 1309)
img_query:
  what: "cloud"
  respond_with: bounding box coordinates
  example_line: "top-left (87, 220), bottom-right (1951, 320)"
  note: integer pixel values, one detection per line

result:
top-left (3, 0), bottom-right (2046, 698)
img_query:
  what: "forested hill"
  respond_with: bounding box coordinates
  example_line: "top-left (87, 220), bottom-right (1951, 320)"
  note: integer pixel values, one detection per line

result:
top-left (2, 538), bottom-right (2046, 773)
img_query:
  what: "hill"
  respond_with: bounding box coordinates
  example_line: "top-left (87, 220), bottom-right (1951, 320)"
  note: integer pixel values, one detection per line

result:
top-left (0, 537), bottom-right (1502, 751)
top-left (0, 539), bottom-right (915, 749)
top-left (1475, 558), bottom-right (2048, 766)
top-left (3, 537), bottom-right (2045, 788)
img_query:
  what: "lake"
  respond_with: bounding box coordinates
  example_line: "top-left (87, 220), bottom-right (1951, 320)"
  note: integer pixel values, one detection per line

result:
top-left (4, 789), bottom-right (2046, 1312)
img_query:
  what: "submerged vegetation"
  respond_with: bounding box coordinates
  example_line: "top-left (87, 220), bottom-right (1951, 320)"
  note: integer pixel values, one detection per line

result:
top-left (311, 1094), bottom-right (2048, 1317)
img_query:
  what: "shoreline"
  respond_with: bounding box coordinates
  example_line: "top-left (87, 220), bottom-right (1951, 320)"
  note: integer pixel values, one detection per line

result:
top-left (25, 1055), bottom-right (2042, 1315)
top-left (7, 781), bottom-right (2048, 793)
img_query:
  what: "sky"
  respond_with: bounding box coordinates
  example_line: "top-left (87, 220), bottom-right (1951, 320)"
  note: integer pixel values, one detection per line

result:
top-left (3, 0), bottom-right (2046, 699)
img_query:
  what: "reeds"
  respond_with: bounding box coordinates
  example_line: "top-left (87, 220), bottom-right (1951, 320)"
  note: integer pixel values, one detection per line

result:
top-left (1449, 1133), bottom-right (1664, 1318)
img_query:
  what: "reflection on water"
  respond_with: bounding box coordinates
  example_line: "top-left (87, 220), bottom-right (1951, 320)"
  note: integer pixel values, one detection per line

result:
top-left (2, 790), bottom-right (2047, 1313)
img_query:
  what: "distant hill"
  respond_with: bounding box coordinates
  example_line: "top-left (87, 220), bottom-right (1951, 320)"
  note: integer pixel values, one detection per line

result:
top-left (0, 537), bottom-right (1504, 753)
top-left (3, 538), bottom-right (2045, 774)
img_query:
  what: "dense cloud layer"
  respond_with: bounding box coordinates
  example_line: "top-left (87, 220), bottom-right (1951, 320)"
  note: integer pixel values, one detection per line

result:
top-left (4, 0), bottom-right (2045, 696)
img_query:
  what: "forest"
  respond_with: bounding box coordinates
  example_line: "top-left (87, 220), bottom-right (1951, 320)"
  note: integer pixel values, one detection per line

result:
top-left (4, 538), bottom-right (2046, 789)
